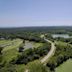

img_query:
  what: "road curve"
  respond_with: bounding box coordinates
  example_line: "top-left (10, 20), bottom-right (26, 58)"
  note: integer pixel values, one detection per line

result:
top-left (25, 37), bottom-right (56, 72)
top-left (40, 38), bottom-right (56, 64)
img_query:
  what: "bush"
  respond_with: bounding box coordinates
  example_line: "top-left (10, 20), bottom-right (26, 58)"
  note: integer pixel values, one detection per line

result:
top-left (14, 43), bottom-right (51, 64)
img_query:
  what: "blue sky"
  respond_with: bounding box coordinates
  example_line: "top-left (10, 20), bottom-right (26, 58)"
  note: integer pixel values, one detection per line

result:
top-left (0, 0), bottom-right (72, 27)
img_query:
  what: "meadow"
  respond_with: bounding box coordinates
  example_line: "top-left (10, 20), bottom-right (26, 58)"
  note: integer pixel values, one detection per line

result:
top-left (56, 59), bottom-right (72, 72)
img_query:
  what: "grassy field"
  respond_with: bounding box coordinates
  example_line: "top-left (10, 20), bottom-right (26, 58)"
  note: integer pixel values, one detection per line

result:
top-left (2, 39), bottom-right (22, 52)
top-left (56, 59), bottom-right (72, 72)
top-left (34, 42), bottom-right (44, 48)
top-left (0, 40), bottom-right (13, 46)
top-left (26, 60), bottom-right (49, 72)
top-left (1, 39), bottom-right (23, 63)
top-left (55, 41), bottom-right (68, 46)
top-left (0, 39), bottom-right (45, 72)
top-left (55, 41), bottom-right (72, 47)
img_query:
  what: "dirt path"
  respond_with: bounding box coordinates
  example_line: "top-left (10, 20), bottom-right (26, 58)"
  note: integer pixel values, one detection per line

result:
top-left (40, 38), bottom-right (56, 64)
top-left (25, 69), bottom-right (29, 72)
top-left (25, 37), bottom-right (56, 72)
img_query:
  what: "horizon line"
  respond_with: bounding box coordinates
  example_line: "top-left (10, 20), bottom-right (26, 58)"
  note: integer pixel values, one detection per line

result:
top-left (0, 25), bottom-right (72, 28)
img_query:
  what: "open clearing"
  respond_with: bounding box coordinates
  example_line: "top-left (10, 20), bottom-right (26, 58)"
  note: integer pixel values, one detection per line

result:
top-left (24, 40), bottom-right (43, 50)
top-left (2, 39), bottom-right (23, 63)
top-left (56, 59), bottom-right (72, 72)
top-left (0, 39), bottom-right (14, 47)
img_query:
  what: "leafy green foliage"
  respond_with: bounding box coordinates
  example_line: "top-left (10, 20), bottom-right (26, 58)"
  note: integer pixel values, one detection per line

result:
top-left (47, 42), bottom-right (72, 71)
top-left (27, 60), bottom-right (51, 72)
top-left (0, 47), bottom-right (3, 54)
top-left (13, 43), bottom-right (51, 64)
top-left (0, 64), bottom-right (17, 72)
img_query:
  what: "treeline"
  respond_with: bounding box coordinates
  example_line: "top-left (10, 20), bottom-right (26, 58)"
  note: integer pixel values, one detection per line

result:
top-left (54, 37), bottom-right (72, 44)
top-left (0, 31), bottom-right (46, 43)
top-left (47, 43), bottom-right (72, 71)
top-left (0, 64), bottom-right (17, 72)
top-left (1, 26), bottom-right (72, 39)
top-left (11, 43), bottom-right (51, 65)
top-left (17, 35), bottom-right (46, 43)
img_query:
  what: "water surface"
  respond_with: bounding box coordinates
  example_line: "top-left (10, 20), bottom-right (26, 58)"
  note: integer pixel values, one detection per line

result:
top-left (52, 34), bottom-right (72, 38)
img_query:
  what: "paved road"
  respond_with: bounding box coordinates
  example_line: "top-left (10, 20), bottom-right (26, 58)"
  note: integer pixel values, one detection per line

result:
top-left (40, 38), bottom-right (56, 64)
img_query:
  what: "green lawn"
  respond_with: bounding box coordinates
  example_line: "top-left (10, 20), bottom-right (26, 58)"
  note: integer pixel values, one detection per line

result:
top-left (56, 59), bottom-right (72, 72)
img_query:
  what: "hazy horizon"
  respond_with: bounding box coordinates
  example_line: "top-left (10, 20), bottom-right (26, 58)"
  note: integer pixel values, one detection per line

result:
top-left (0, 0), bottom-right (72, 27)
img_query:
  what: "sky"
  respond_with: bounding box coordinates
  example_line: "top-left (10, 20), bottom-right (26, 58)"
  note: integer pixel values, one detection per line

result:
top-left (0, 0), bottom-right (72, 27)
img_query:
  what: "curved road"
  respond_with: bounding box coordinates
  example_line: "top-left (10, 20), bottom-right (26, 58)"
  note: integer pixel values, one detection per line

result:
top-left (40, 37), bottom-right (56, 64)
top-left (25, 37), bottom-right (56, 72)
